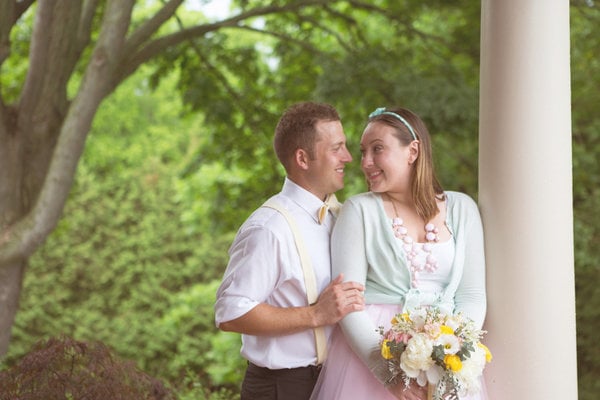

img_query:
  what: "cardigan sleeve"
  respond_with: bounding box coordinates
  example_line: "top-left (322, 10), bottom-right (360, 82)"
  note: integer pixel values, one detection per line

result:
top-left (451, 194), bottom-right (487, 329)
top-left (331, 199), bottom-right (394, 384)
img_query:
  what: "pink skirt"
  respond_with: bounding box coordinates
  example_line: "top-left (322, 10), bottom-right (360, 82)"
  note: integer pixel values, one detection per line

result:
top-left (310, 304), bottom-right (489, 400)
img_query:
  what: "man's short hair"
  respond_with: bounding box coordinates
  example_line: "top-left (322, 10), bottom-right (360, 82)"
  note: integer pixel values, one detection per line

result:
top-left (273, 102), bottom-right (340, 171)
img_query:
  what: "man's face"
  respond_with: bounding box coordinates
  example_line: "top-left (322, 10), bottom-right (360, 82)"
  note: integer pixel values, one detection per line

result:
top-left (306, 120), bottom-right (353, 200)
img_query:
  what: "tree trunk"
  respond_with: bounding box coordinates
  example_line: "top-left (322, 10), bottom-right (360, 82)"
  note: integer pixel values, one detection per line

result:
top-left (0, 105), bottom-right (27, 356)
top-left (0, 1), bottom-right (132, 356)
top-left (0, 260), bottom-right (24, 356)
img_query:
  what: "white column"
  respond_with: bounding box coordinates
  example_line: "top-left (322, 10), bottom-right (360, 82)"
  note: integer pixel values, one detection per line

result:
top-left (478, 1), bottom-right (578, 399)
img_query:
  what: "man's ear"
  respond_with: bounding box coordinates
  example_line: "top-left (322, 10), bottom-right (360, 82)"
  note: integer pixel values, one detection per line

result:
top-left (294, 148), bottom-right (310, 170)
top-left (408, 140), bottom-right (420, 164)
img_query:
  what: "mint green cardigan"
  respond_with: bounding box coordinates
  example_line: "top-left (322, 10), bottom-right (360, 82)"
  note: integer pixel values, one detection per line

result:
top-left (332, 191), bottom-right (487, 383)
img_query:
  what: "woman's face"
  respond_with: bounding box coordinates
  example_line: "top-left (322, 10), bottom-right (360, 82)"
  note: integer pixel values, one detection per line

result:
top-left (359, 121), bottom-right (417, 193)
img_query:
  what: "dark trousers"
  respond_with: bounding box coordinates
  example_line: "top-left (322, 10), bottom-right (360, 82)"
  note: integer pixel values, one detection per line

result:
top-left (240, 362), bottom-right (321, 400)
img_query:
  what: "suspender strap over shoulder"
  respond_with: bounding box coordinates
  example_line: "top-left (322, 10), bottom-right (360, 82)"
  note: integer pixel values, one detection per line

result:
top-left (263, 199), bottom-right (327, 364)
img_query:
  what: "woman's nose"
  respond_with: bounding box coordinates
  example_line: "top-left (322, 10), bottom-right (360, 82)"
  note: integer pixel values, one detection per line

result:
top-left (361, 153), bottom-right (372, 169)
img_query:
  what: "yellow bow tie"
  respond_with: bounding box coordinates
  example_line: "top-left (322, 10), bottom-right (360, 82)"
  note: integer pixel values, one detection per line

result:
top-left (318, 194), bottom-right (342, 224)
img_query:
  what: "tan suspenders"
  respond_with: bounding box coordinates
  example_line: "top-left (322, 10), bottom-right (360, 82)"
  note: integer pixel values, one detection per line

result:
top-left (263, 199), bottom-right (327, 364)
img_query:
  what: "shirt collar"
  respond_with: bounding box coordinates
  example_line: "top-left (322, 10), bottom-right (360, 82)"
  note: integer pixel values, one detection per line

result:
top-left (281, 177), bottom-right (325, 224)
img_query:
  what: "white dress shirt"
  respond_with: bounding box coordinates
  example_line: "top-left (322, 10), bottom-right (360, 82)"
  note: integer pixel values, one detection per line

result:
top-left (214, 178), bottom-right (335, 369)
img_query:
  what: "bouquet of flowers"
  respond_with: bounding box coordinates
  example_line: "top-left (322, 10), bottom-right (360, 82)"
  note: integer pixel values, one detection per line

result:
top-left (379, 306), bottom-right (492, 400)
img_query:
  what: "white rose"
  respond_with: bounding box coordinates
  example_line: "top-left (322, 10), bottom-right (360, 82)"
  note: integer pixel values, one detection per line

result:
top-left (400, 333), bottom-right (434, 377)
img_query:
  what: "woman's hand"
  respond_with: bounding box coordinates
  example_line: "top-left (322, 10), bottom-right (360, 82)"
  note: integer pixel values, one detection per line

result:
top-left (387, 380), bottom-right (428, 400)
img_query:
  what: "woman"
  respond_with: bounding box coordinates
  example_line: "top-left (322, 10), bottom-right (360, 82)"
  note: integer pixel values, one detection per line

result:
top-left (310, 107), bottom-right (487, 400)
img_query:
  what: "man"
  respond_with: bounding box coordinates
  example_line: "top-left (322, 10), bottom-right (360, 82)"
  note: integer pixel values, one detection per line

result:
top-left (214, 102), bottom-right (365, 400)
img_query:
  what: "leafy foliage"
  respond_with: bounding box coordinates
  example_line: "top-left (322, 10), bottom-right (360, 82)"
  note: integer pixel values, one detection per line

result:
top-left (1, 1), bottom-right (598, 399)
top-left (4, 70), bottom-right (243, 398)
top-left (0, 336), bottom-right (174, 400)
top-left (570, 3), bottom-right (600, 399)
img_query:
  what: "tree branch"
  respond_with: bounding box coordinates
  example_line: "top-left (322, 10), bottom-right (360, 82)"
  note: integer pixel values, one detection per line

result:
top-left (0, 0), bottom-right (137, 264)
top-left (15, 0), bottom-right (35, 20)
top-left (236, 25), bottom-right (326, 55)
top-left (77, 0), bottom-right (100, 51)
top-left (114, 0), bottom-right (336, 87)
top-left (124, 0), bottom-right (183, 55)
top-left (0, 1), bottom-right (15, 65)
top-left (17, 1), bottom-right (55, 116)
top-left (291, 12), bottom-right (356, 53)
top-left (322, 4), bottom-right (368, 47)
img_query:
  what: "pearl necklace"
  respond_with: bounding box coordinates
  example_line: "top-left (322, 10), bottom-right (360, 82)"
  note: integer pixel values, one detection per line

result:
top-left (388, 195), bottom-right (439, 287)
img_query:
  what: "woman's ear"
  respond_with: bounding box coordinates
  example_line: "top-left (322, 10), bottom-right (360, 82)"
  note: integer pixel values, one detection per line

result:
top-left (408, 140), bottom-right (420, 164)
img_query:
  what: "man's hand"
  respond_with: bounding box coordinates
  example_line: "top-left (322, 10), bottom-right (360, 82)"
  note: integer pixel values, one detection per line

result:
top-left (312, 273), bottom-right (365, 327)
top-left (219, 274), bottom-right (364, 335)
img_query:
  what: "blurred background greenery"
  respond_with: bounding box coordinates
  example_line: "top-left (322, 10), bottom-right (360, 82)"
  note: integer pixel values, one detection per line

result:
top-left (1, 1), bottom-right (597, 399)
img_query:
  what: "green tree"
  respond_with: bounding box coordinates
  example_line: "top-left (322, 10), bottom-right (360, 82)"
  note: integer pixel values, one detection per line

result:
top-left (0, 0), bottom-right (445, 356)
top-left (570, 2), bottom-right (600, 399)
top-left (1, 1), bottom-right (487, 396)
top-left (6, 65), bottom-right (243, 397)
top-left (1, 0), bottom-right (597, 398)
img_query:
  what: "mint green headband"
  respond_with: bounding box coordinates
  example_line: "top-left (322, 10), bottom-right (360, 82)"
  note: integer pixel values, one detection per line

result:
top-left (368, 107), bottom-right (417, 140)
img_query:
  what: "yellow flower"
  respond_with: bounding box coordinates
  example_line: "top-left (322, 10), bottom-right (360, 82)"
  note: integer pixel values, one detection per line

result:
top-left (440, 325), bottom-right (454, 335)
top-left (381, 340), bottom-right (394, 360)
top-left (444, 354), bottom-right (463, 372)
top-left (393, 313), bottom-right (410, 324)
top-left (478, 343), bottom-right (493, 362)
